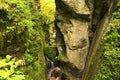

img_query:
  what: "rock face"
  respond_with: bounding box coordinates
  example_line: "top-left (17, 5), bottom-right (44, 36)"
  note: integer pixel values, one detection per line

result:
top-left (55, 0), bottom-right (90, 79)
top-left (55, 0), bottom-right (118, 79)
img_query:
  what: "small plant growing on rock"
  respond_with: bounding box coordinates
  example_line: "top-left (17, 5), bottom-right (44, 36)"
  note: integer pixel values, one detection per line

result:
top-left (0, 55), bottom-right (25, 80)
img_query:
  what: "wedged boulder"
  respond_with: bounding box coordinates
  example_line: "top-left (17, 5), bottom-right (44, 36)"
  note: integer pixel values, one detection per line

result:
top-left (55, 0), bottom-right (90, 79)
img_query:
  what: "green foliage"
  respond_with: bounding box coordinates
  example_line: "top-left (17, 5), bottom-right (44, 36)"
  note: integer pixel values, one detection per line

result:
top-left (40, 0), bottom-right (56, 45)
top-left (0, 55), bottom-right (25, 80)
top-left (0, 0), bottom-right (44, 54)
top-left (0, 0), bottom-right (36, 53)
top-left (0, 0), bottom-right (46, 79)
top-left (44, 46), bottom-right (58, 61)
top-left (58, 53), bottom-right (68, 62)
top-left (24, 53), bottom-right (34, 64)
top-left (96, 3), bottom-right (120, 80)
top-left (40, 0), bottom-right (55, 24)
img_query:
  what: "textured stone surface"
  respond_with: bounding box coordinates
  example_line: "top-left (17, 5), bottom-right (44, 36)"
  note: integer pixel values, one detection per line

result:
top-left (55, 0), bottom-right (90, 79)
top-left (55, 0), bottom-right (118, 79)
top-left (55, 0), bottom-right (90, 69)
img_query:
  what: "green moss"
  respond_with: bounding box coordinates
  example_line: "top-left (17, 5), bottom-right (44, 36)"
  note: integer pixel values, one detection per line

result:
top-left (24, 53), bottom-right (34, 65)
top-left (44, 46), bottom-right (58, 61)
top-left (58, 53), bottom-right (68, 62)
top-left (0, 0), bottom-right (46, 80)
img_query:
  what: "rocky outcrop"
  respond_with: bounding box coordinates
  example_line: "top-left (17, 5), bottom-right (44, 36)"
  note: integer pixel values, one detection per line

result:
top-left (55, 0), bottom-right (118, 79)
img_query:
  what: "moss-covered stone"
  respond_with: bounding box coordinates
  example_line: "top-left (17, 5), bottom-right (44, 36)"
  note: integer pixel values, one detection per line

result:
top-left (44, 46), bottom-right (58, 61)
top-left (0, 0), bottom-right (46, 80)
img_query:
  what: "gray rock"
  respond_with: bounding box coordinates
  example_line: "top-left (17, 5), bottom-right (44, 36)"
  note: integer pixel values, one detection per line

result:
top-left (55, 0), bottom-right (118, 79)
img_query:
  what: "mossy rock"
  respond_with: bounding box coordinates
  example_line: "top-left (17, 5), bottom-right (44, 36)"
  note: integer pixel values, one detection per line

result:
top-left (44, 46), bottom-right (58, 61)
